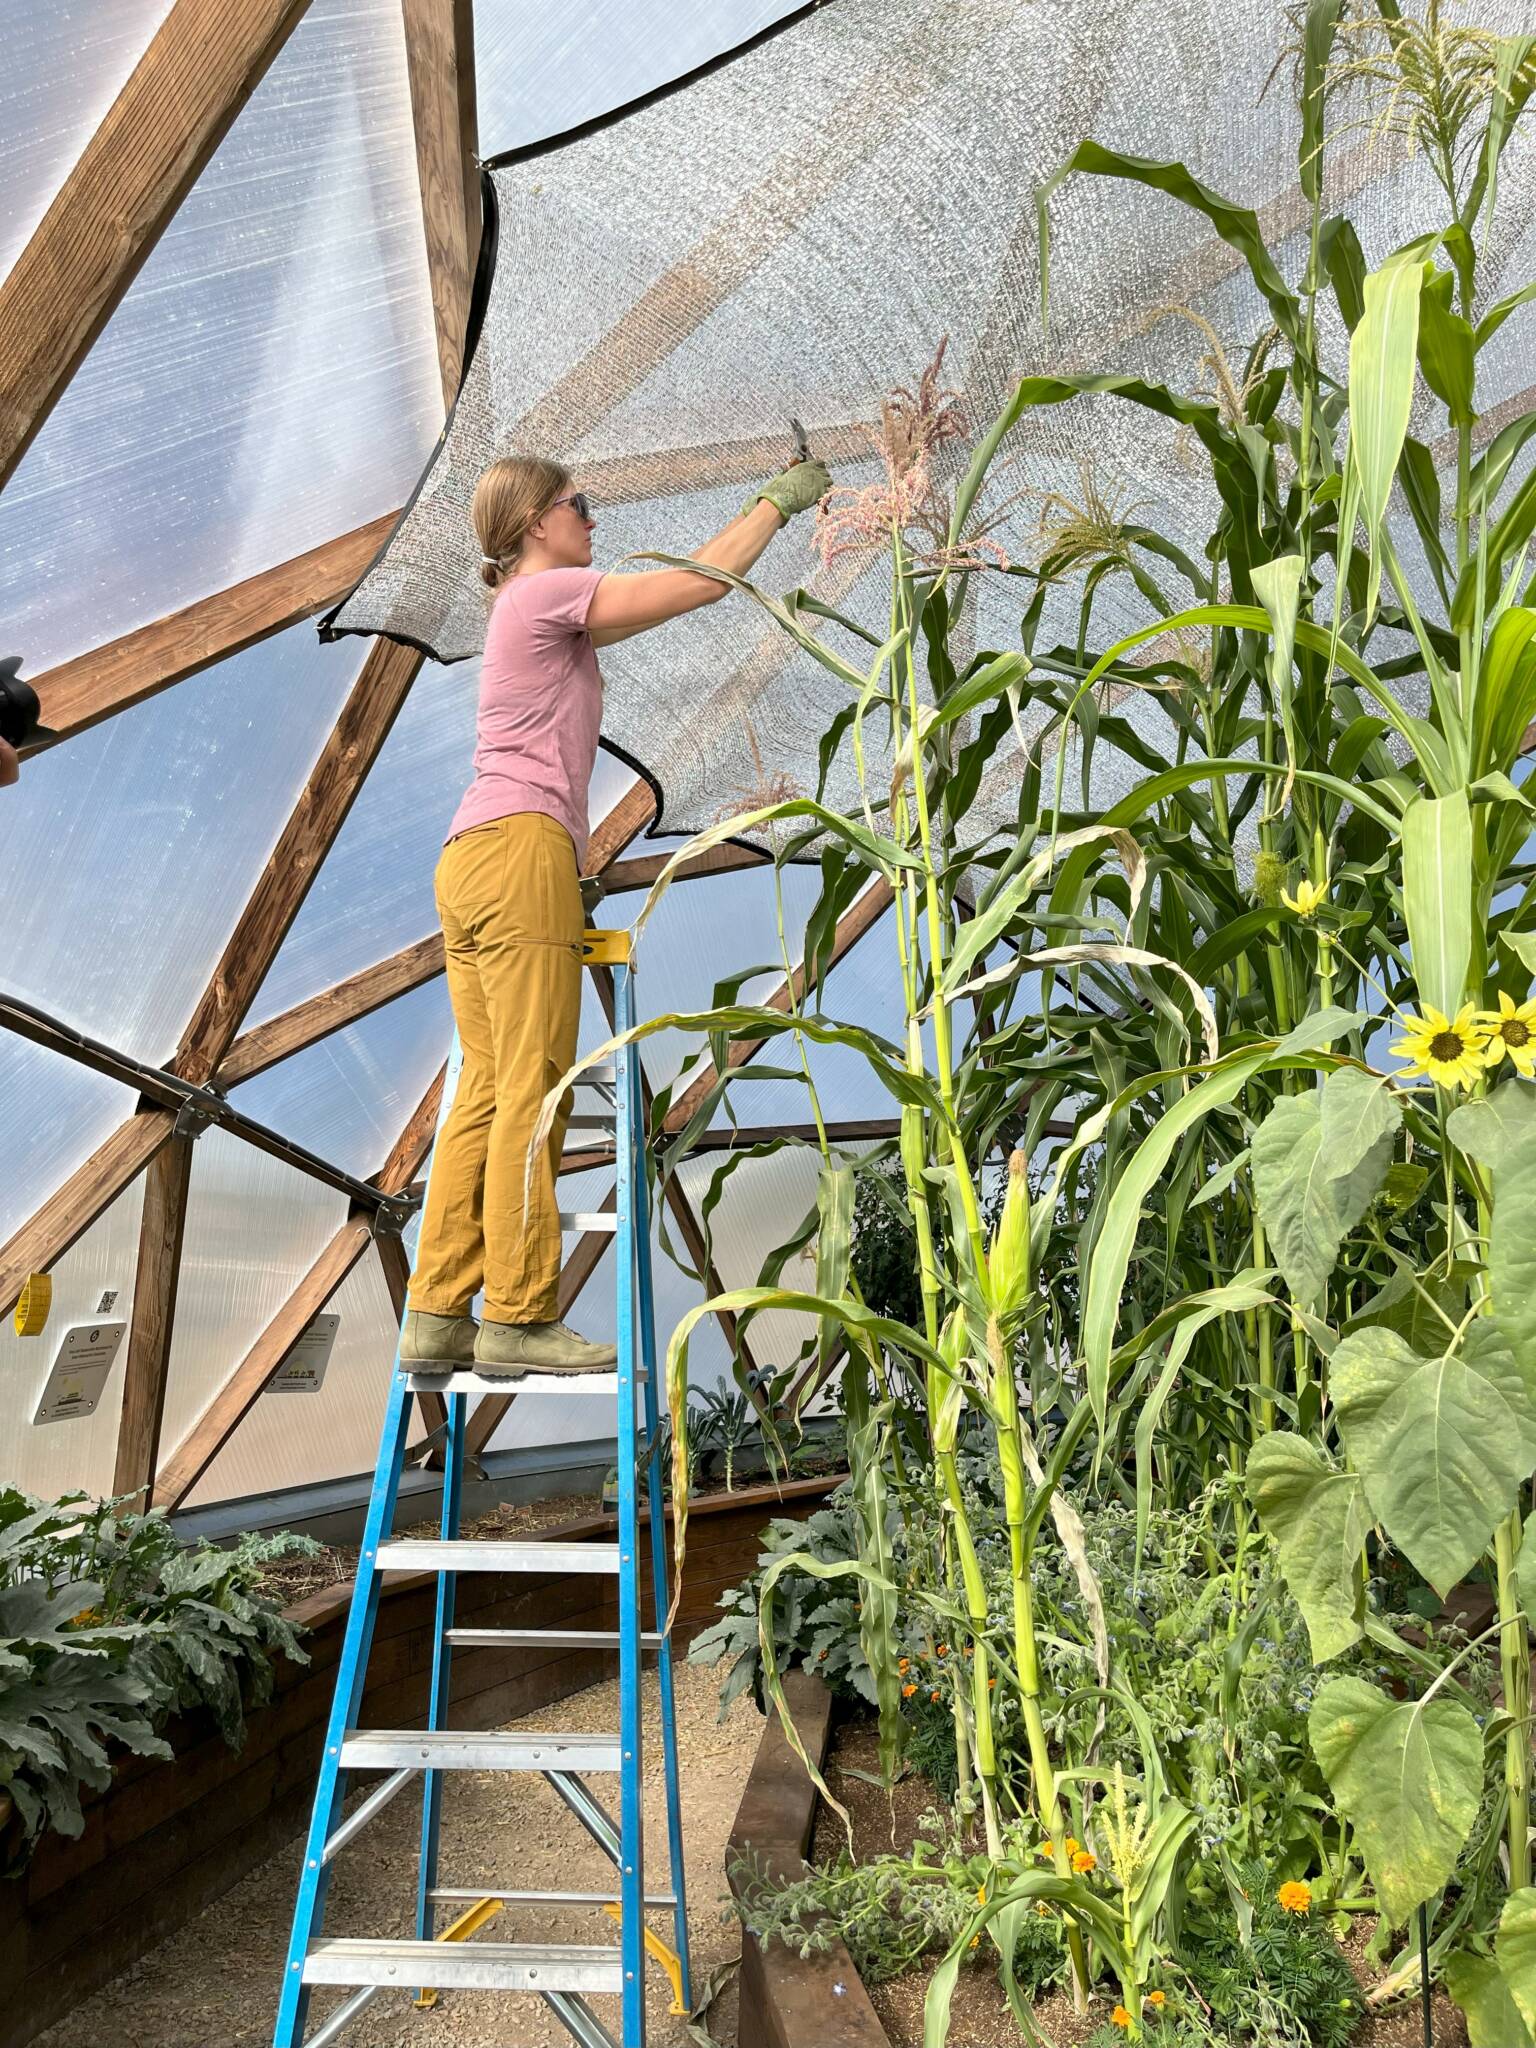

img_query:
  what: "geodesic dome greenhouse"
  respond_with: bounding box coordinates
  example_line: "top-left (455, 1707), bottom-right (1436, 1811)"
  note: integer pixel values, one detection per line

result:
top-left (6, 0), bottom-right (1533, 1533)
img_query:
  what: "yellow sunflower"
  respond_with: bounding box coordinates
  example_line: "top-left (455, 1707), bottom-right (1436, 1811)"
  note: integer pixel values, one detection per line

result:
top-left (1479, 991), bottom-right (1536, 1078)
top-left (1391, 1003), bottom-right (1490, 1089)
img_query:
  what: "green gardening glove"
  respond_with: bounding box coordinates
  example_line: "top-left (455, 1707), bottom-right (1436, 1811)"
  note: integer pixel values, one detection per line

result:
top-left (745, 457), bottom-right (831, 522)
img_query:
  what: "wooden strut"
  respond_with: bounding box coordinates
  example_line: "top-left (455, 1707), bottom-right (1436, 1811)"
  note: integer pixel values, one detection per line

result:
top-left (151, 1067), bottom-right (446, 1512)
top-left (0, 0), bottom-right (317, 492)
top-left (23, 516), bottom-right (397, 754)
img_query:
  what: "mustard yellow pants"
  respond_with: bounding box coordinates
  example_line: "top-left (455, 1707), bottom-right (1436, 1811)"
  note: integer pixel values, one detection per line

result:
top-left (408, 812), bottom-right (582, 1324)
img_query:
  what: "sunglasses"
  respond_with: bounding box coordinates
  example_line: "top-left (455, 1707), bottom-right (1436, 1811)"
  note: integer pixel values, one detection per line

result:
top-left (551, 490), bottom-right (593, 521)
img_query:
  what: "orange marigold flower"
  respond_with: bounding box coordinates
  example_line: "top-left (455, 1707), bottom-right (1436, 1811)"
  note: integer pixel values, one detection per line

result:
top-left (1111, 2007), bottom-right (1133, 2031)
top-left (1065, 1837), bottom-right (1080, 1857)
top-left (1277, 1880), bottom-right (1313, 1915)
top-left (936, 1644), bottom-right (949, 1657)
top-left (964, 1645), bottom-right (974, 1657)
top-left (897, 1658), bottom-right (910, 1674)
top-left (987, 1676), bottom-right (997, 1688)
top-left (1147, 1989), bottom-right (1166, 2007)
top-left (930, 1689), bottom-right (941, 1702)
top-left (902, 1683), bottom-right (918, 1699)
top-left (1071, 1849), bottom-right (1097, 1874)
top-left (1034, 1900), bottom-right (1053, 1917)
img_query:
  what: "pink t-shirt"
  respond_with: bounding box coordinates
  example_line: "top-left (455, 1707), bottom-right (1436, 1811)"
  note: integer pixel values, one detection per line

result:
top-left (446, 565), bottom-right (607, 862)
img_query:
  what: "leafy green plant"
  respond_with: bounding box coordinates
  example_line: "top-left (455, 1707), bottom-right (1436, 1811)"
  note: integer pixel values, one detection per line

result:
top-left (535, 0), bottom-right (1536, 2031)
top-left (0, 1488), bottom-right (318, 1867)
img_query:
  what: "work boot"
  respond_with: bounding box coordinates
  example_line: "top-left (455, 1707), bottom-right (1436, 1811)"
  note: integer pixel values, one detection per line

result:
top-left (399, 1310), bottom-right (478, 1372)
top-left (474, 1318), bottom-right (618, 1375)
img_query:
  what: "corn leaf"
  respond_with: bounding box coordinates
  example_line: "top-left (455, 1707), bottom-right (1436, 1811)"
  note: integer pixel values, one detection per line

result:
top-left (1348, 253), bottom-right (1425, 623)
top-left (1401, 790), bottom-right (1472, 1020)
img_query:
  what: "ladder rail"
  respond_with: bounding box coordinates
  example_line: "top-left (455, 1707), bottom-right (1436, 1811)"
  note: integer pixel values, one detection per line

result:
top-left (414, 1386), bottom-right (464, 1962)
top-left (625, 967), bottom-right (695, 2011)
top-left (273, 1372), bottom-right (415, 2046)
top-left (612, 958), bottom-right (647, 2048)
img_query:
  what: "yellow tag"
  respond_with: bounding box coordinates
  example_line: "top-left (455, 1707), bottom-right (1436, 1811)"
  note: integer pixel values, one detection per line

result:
top-left (14, 1274), bottom-right (52, 1337)
top-left (581, 927), bottom-right (631, 965)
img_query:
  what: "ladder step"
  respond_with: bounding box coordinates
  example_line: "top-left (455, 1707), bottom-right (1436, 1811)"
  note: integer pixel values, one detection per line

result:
top-left (560, 1210), bottom-right (619, 1232)
top-left (576, 1064), bottom-right (617, 1086)
top-left (443, 1627), bottom-right (664, 1648)
top-left (340, 1729), bottom-right (622, 1773)
top-left (302, 1937), bottom-right (622, 1994)
top-left (563, 1111), bottom-right (616, 1131)
top-left (398, 1368), bottom-right (642, 1396)
top-left (374, 1539), bottom-right (622, 1574)
top-left (429, 1886), bottom-right (677, 1908)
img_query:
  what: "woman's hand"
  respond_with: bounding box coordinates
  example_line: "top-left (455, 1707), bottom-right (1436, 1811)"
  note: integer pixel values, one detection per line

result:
top-left (745, 458), bottom-right (832, 524)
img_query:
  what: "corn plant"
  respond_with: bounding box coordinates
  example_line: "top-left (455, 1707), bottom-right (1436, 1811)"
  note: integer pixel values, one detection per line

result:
top-left (534, 0), bottom-right (1536, 2028)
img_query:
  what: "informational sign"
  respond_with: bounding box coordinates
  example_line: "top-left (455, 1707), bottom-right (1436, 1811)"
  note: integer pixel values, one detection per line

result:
top-left (32, 1321), bottom-right (127, 1426)
top-left (265, 1313), bottom-right (341, 1395)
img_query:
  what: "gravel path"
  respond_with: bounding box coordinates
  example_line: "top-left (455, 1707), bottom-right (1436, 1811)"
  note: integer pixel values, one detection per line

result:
top-left (36, 1662), bottom-right (757, 2048)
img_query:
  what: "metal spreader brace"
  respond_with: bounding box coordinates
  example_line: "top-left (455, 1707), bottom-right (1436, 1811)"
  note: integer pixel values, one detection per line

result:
top-left (273, 929), bottom-right (691, 2048)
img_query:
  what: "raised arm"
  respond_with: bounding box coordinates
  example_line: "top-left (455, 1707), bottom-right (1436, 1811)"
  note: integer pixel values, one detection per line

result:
top-left (586, 458), bottom-right (830, 647)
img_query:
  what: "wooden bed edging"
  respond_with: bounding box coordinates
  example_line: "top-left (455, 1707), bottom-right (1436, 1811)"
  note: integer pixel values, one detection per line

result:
top-left (727, 1668), bottom-right (890, 2048)
top-left (0, 1471), bottom-right (845, 2048)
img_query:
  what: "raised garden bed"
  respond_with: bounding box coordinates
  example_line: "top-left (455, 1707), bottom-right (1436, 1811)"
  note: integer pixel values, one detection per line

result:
top-left (728, 1686), bottom-right (1475, 2048)
top-left (0, 1473), bottom-right (843, 2048)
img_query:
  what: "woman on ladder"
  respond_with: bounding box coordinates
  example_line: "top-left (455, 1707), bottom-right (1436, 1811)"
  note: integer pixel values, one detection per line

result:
top-left (400, 447), bottom-right (830, 1378)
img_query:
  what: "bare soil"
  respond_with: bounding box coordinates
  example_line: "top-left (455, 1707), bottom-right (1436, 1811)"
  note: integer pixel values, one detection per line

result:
top-left (34, 1662), bottom-right (759, 2048)
top-left (256, 1491), bottom-right (605, 1605)
top-left (811, 1718), bottom-right (1470, 2048)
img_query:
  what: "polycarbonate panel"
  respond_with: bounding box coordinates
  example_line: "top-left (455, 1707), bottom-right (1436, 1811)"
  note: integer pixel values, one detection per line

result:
top-left (0, 1177), bottom-right (146, 1501)
top-left (246, 682), bottom-right (639, 1025)
top-left (186, 1248), bottom-right (400, 1509)
top-left (155, 1133), bottom-right (344, 1481)
top-left (230, 978), bottom-right (454, 1180)
top-left (0, 1038), bottom-right (134, 1244)
top-left (0, 1), bottom-right (175, 284)
top-left (0, 0), bottom-right (441, 676)
top-left (475, 1), bottom-right (797, 153)
top-left (0, 626), bottom-right (365, 1063)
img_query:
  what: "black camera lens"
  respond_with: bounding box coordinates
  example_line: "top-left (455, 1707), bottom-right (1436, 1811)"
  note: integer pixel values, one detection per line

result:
top-left (0, 657), bottom-right (43, 749)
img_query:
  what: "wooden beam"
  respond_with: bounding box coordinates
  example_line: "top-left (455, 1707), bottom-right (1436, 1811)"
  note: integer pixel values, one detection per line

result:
top-left (153, 1217), bottom-right (375, 1510)
top-left (583, 780), bottom-right (657, 875)
top-left (601, 841), bottom-right (768, 895)
top-left (112, 1134), bottom-right (196, 1501)
top-left (0, 1110), bottom-right (175, 1319)
top-left (402, 0), bottom-right (480, 406)
top-left (152, 1068), bottom-right (443, 1510)
top-left (0, 0), bottom-right (315, 491)
top-left (463, 1186), bottom-right (619, 1458)
top-left (216, 934), bottom-right (445, 1085)
top-left (172, 636), bottom-right (422, 1083)
top-left (24, 516), bottom-right (397, 753)
top-left (662, 878), bottom-right (895, 1134)
top-left (375, 1231), bottom-right (449, 1446)
top-left (557, 1118), bottom-right (903, 1176)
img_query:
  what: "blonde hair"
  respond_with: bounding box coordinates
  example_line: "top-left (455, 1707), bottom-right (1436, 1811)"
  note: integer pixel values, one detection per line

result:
top-left (472, 455), bottom-right (572, 590)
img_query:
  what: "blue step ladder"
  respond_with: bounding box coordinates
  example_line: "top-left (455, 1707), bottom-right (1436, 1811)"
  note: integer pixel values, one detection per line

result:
top-left (273, 930), bottom-right (691, 2048)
